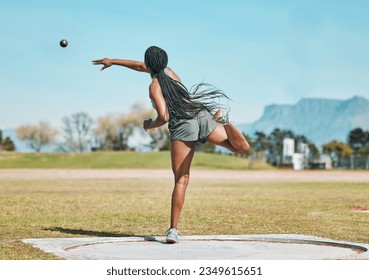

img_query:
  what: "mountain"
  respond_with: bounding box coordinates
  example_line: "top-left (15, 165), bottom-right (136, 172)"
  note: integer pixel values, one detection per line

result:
top-left (239, 96), bottom-right (369, 147)
top-left (3, 96), bottom-right (369, 152)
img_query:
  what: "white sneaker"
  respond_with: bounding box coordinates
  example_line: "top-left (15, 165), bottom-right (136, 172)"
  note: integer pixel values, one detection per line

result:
top-left (165, 228), bottom-right (179, 243)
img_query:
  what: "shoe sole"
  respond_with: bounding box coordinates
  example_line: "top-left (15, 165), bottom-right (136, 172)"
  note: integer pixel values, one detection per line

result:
top-left (166, 237), bottom-right (178, 244)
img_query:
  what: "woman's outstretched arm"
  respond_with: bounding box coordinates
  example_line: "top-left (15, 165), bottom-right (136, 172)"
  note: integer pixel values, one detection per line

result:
top-left (92, 58), bottom-right (149, 72)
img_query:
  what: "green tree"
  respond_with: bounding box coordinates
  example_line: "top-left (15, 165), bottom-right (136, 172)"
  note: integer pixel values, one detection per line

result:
top-left (259, 128), bottom-right (318, 166)
top-left (0, 130), bottom-right (3, 151)
top-left (266, 128), bottom-right (295, 165)
top-left (308, 143), bottom-right (320, 159)
top-left (347, 128), bottom-right (368, 152)
top-left (3, 137), bottom-right (16, 151)
top-left (252, 131), bottom-right (269, 160)
top-left (323, 140), bottom-right (353, 163)
top-left (357, 146), bottom-right (369, 157)
top-left (0, 130), bottom-right (16, 151)
top-left (268, 128), bottom-right (295, 153)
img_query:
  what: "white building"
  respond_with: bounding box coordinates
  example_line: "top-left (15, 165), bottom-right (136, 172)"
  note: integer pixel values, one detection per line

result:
top-left (283, 138), bottom-right (294, 164)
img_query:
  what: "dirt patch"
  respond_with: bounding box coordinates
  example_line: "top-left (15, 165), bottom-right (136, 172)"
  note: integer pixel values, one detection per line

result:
top-left (0, 169), bottom-right (369, 183)
top-left (352, 206), bottom-right (369, 211)
top-left (351, 206), bottom-right (369, 213)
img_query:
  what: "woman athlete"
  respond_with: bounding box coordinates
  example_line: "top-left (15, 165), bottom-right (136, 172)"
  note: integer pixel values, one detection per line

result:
top-left (92, 46), bottom-right (250, 243)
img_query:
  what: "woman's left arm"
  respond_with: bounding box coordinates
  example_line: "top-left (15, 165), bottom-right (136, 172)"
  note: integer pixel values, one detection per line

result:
top-left (143, 79), bottom-right (170, 130)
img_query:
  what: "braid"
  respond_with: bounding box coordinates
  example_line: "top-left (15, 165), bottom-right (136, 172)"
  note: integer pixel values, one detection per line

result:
top-left (145, 46), bottom-right (230, 120)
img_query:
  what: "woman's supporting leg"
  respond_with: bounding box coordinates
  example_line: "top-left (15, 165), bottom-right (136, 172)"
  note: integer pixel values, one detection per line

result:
top-left (207, 124), bottom-right (250, 155)
top-left (170, 140), bottom-right (197, 229)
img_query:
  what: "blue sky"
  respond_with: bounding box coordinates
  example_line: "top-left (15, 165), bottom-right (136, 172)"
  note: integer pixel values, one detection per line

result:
top-left (1, 0), bottom-right (369, 130)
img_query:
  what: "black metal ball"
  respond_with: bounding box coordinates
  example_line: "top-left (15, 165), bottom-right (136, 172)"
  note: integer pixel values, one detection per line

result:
top-left (60, 39), bottom-right (68, 48)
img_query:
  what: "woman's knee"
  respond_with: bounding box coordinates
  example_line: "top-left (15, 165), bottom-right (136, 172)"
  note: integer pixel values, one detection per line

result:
top-left (228, 138), bottom-right (250, 155)
top-left (175, 173), bottom-right (190, 186)
top-left (236, 141), bottom-right (250, 155)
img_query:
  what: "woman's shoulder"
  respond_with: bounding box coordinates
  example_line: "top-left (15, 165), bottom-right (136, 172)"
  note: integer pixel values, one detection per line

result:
top-left (165, 67), bottom-right (181, 82)
top-left (149, 76), bottom-right (160, 88)
top-left (149, 77), bottom-right (161, 96)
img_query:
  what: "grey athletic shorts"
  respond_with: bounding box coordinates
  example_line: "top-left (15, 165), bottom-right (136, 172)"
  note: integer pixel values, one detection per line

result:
top-left (169, 110), bottom-right (218, 143)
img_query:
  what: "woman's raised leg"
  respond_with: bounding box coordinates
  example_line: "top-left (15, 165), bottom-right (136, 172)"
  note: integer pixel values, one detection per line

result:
top-left (207, 124), bottom-right (250, 155)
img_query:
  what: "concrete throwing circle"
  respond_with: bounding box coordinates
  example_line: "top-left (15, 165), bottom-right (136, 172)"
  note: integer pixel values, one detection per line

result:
top-left (23, 234), bottom-right (369, 260)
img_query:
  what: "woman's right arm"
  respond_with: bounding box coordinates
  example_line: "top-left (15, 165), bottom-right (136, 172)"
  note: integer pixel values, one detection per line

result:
top-left (92, 58), bottom-right (149, 73)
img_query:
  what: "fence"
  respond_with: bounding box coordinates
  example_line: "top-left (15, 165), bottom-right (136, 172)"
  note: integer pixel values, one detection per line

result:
top-left (257, 150), bottom-right (369, 170)
top-left (335, 155), bottom-right (369, 170)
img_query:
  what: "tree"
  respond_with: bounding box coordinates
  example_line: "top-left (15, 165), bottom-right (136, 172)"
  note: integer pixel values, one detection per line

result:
top-left (308, 143), bottom-right (320, 159)
top-left (347, 128), bottom-right (369, 152)
top-left (323, 140), bottom-right (353, 162)
top-left (0, 130), bottom-right (16, 152)
top-left (62, 112), bottom-right (93, 152)
top-left (16, 122), bottom-right (58, 152)
top-left (93, 115), bottom-right (117, 150)
top-left (2, 137), bottom-right (16, 151)
top-left (266, 128), bottom-right (295, 165)
top-left (137, 105), bottom-right (171, 152)
top-left (92, 103), bottom-right (167, 152)
top-left (114, 103), bottom-right (162, 151)
top-left (114, 113), bottom-right (140, 150)
top-left (257, 128), bottom-right (318, 166)
top-left (0, 130), bottom-right (3, 151)
top-left (147, 126), bottom-right (170, 152)
top-left (252, 131), bottom-right (269, 160)
top-left (357, 146), bottom-right (369, 157)
top-left (268, 128), bottom-right (295, 152)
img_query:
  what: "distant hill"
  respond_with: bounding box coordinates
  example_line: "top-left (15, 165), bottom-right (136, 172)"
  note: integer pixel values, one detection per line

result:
top-left (238, 96), bottom-right (369, 147)
top-left (4, 96), bottom-right (369, 152)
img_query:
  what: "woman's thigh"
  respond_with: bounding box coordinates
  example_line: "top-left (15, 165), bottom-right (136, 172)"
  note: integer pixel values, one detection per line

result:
top-left (170, 141), bottom-right (196, 180)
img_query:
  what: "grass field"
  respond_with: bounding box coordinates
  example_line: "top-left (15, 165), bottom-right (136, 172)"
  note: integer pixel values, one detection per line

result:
top-left (1, 167), bottom-right (368, 260)
top-left (0, 151), bottom-right (273, 170)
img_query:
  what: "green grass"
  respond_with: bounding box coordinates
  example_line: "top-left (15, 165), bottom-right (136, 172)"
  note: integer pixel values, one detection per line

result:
top-left (0, 151), bottom-right (273, 170)
top-left (1, 174), bottom-right (368, 259)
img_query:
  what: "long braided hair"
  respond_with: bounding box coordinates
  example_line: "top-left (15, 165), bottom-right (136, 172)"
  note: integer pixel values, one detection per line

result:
top-left (144, 46), bottom-right (230, 120)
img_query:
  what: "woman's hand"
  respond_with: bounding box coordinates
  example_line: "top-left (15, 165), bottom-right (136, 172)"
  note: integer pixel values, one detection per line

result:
top-left (143, 119), bottom-right (154, 131)
top-left (92, 58), bottom-right (112, 71)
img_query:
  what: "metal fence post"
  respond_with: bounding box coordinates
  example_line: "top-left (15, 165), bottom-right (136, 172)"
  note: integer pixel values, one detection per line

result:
top-left (351, 155), bottom-right (354, 170)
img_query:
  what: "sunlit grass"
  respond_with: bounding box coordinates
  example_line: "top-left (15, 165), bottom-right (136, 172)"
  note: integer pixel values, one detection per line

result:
top-left (1, 175), bottom-right (368, 259)
top-left (0, 151), bottom-right (273, 170)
